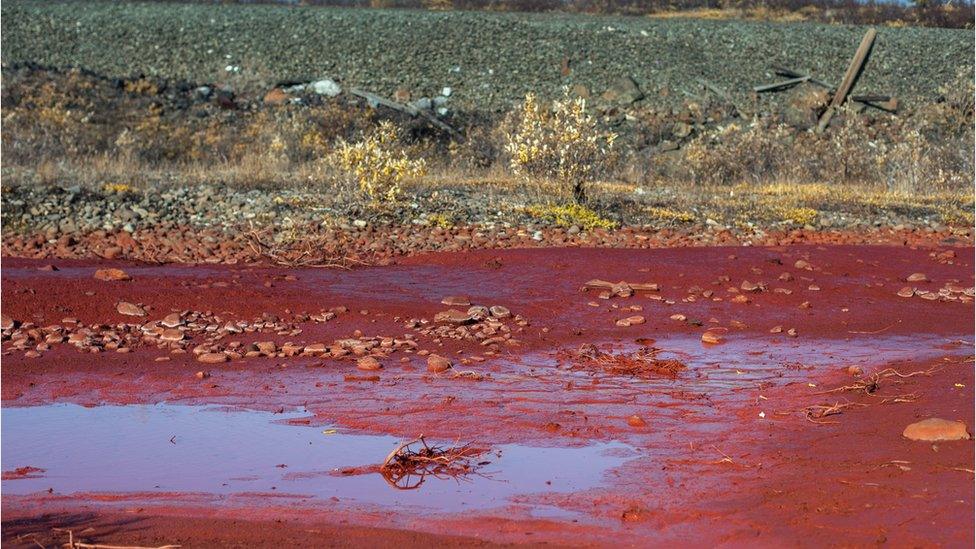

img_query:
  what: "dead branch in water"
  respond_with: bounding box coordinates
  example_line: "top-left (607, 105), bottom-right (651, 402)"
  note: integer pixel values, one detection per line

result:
top-left (573, 344), bottom-right (686, 378)
top-left (814, 365), bottom-right (940, 396)
top-left (380, 435), bottom-right (487, 490)
top-left (803, 402), bottom-right (867, 424)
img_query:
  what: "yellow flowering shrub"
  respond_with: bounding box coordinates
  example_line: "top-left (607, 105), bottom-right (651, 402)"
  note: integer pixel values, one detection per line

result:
top-left (329, 121), bottom-right (427, 202)
top-left (505, 90), bottom-right (617, 203)
top-left (525, 204), bottom-right (617, 230)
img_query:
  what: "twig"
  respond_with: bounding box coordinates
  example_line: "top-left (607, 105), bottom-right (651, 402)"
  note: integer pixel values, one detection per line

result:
top-left (54, 528), bottom-right (181, 549)
top-left (848, 320), bottom-right (900, 334)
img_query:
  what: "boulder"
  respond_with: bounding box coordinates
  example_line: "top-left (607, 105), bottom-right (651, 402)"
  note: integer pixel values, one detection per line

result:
top-left (602, 76), bottom-right (644, 104)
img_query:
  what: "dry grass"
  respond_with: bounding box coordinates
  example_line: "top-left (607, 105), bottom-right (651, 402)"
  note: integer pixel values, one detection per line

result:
top-left (2, 66), bottom-right (972, 228)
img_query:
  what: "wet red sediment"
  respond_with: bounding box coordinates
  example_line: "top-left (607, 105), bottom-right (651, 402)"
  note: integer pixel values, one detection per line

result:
top-left (2, 242), bottom-right (973, 546)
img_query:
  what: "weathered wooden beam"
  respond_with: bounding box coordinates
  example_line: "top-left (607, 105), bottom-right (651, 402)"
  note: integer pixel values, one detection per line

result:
top-left (773, 67), bottom-right (835, 91)
top-left (349, 87), bottom-right (462, 138)
top-left (817, 28), bottom-right (878, 132)
top-left (753, 76), bottom-right (810, 93)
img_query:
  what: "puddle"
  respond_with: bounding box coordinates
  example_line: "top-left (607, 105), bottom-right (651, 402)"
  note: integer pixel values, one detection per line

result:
top-left (1, 404), bottom-right (632, 515)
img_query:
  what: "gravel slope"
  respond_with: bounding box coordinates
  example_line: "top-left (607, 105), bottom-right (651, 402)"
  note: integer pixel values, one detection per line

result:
top-left (2, 0), bottom-right (972, 111)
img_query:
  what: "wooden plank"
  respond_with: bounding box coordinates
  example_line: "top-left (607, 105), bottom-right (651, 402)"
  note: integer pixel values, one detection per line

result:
top-left (349, 87), bottom-right (462, 138)
top-left (773, 67), bottom-right (835, 91)
top-left (753, 76), bottom-right (810, 93)
top-left (817, 28), bottom-right (878, 132)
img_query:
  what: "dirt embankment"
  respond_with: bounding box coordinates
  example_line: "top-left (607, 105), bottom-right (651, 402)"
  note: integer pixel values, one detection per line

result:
top-left (2, 1), bottom-right (973, 112)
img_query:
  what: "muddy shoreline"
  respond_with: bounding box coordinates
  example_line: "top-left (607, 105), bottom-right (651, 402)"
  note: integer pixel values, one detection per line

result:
top-left (2, 243), bottom-right (973, 546)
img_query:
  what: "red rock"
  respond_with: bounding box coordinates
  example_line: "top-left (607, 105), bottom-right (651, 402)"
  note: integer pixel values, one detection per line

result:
top-left (1, 314), bottom-right (16, 331)
top-left (116, 301), bottom-right (146, 317)
top-left (441, 295), bottom-right (471, 306)
top-left (896, 287), bottom-right (915, 298)
top-left (160, 328), bottom-right (184, 342)
top-left (94, 268), bottom-right (131, 281)
top-left (197, 352), bottom-right (228, 364)
top-left (357, 356), bottom-right (382, 371)
top-left (906, 273), bottom-right (929, 282)
top-left (263, 88), bottom-right (290, 105)
top-left (160, 313), bottom-right (183, 328)
top-left (903, 418), bottom-right (970, 441)
top-left (434, 309), bottom-right (474, 325)
top-left (426, 354), bottom-right (452, 373)
top-left (489, 305), bottom-right (511, 318)
top-left (627, 415), bottom-right (647, 427)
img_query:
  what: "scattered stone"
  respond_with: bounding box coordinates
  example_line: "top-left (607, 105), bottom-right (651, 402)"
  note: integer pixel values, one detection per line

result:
top-left (1, 314), bottom-right (16, 331)
top-left (197, 352), bottom-right (228, 364)
top-left (94, 268), bottom-right (131, 281)
top-left (489, 305), bottom-right (511, 318)
top-left (670, 314), bottom-right (687, 322)
top-left (903, 418), bottom-right (970, 441)
top-left (160, 328), bottom-right (184, 342)
top-left (263, 88), bottom-right (290, 105)
top-left (195, 370), bottom-right (210, 379)
top-left (897, 287), bottom-right (916, 298)
top-left (906, 273), bottom-right (929, 282)
top-left (602, 75), bottom-right (644, 104)
top-left (701, 331), bottom-right (725, 345)
top-left (160, 313), bottom-right (183, 328)
top-left (116, 301), bottom-right (146, 317)
top-left (434, 309), bottom-right (474, 325)
top-left (357, 356), bottom-right (382, 371)
top-left (310, 79), bottom-right (342, 97)
top-left (426, 354), bottom-right (452, 373)
top-left (441, 295), bottom-right (471, 306)
top-left (627, 415), bottom-right (647, 427)
top-left (615, 315), bottom-right (645, 327)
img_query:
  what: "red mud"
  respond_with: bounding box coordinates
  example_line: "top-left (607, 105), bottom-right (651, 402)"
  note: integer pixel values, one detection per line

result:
top-left (2, 244), bottom-right (974, 547)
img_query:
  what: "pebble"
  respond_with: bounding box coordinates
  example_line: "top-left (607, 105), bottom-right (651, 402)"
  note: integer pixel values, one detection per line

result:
top-left (116, 301), bottom-right (147, 317)
top-left (489, 305), bottom-right (511, 318)
top-left (902, 418), bottom-right (971, 441)
top-left (195, 370), bottom-right (211, 379)
top-left (356, 356), bottom-right (382, 371)
top-left (906, 273), bottom-right (929, 282)
top-left (627, 415), bottom-right (647, 427)
top-left (94, 268), bottom-right (131, 281)
top-left (897, 287), bottom-right (915, 298)
top-left (1, 314), bottom-right (16, 330)
top-left (197, 352), bottom-right (228, 364)
top-left (426, 354), bottom-right (452, 373)
top-left (160, 328), bottom-right (184, 342)
top-left (701, 331), bottom-right (725, 345)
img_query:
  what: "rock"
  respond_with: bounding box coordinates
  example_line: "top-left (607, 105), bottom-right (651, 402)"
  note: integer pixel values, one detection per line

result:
top-left (602, 75), bottom-right (644, 104)
top-left (467, 305), bottom-right (490, 321)
top-left (701, 331), bottom-right (725, 345)
top-left (434, 309), bottom-right (474, 325)
top-left (311, 79), bottom-right (342, 97)
top-left (116, 301), bottom-right (146, 317)
top-left (489, 305), bottom-right (511, 319)
top-left (426, 354), bottom-right (452, 373)
top-left (784, 82), bottom-right (829, 129)
top-left (627, 415), bottom-right (646, 427)
top-left (197, 352), bottom-right (228, 364)
top-left (94, 268), bottom-right (131, 281)
top-left (255, 341), bottom-right (277, 355)
top-left (570, 84), bottom-right (590, 99)
top-left (670, 314), bottom-right (687, 322)
top-left (906, 273), bottom-right (929, 282)
top-left (903, 418), bottom-right (971, 441)
top-left (160, 313), bottom-right (183, 328)
top-left (37, 264), bottom-right (59, 271)
top-left (356, 356), bottom-right (382, 371)
top-left (160, 328), bottom-right (184, 342)
top-left (441, 295), bottom-right (471, 306)
top-left (393, 88), bottom-right (411, 102)
top-left (1, 314), bottom-right (16, 330)
top-left (195, 370), bottom-right (211, 379)
top-left (615, 315), bottom-right (645, 327)
top-left (263, 88), bottom-right (290, 105)
top-left (897, 287), bottom-right (915, 298)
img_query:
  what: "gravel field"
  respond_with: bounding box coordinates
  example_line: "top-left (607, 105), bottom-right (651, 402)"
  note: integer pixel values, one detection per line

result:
top-left (2, 0), bottom-right (972, 111)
